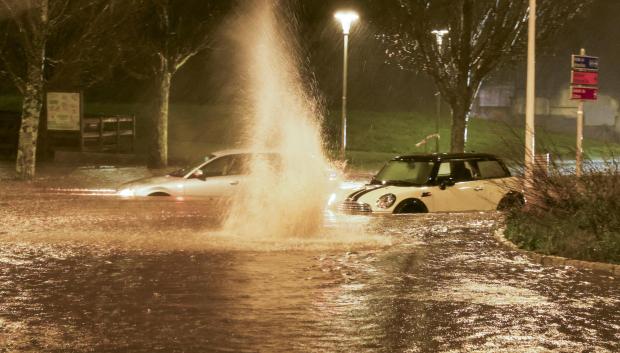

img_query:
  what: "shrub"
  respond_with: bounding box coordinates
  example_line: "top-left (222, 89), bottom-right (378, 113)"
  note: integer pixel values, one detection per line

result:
top-left (505, 159), bottom-right (620, 264)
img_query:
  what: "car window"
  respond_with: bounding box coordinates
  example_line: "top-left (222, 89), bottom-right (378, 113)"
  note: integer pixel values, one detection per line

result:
top-left (169, 154), bottom-right (216, 177)
top-left (437, 162), bottom-right (451, 177)
top-left (438, 161), bottom-right (475, 182)
top-left (226, 155), bottom-right (251, 175)
top-left (200, 156), bottom-right (233, 177)
top-left (374, 160), bottom-right (434, 185)
top-left (477, 160), bottom-right (508, 179)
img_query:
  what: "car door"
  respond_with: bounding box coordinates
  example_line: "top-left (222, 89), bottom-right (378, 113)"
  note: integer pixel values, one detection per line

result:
top-left (182, 154), bottom-right (249, 199)
top-left (472, 159), bottom-right (513, 210)
top-left (431, 160), bottom-right (489, 212)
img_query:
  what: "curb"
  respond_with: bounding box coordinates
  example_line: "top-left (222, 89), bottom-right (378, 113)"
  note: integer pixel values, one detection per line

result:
top-left (493, 227), bottom-right (620, 276)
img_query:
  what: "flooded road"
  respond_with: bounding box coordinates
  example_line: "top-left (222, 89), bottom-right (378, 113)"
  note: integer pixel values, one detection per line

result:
top-left (0, 168), bottom-right (619, 352)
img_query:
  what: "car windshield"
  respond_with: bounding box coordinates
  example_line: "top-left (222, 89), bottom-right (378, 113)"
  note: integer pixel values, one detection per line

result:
top-left (168, 154), bottom-right (216, 177)
top-left (372, 160), bottom-right (434, 186)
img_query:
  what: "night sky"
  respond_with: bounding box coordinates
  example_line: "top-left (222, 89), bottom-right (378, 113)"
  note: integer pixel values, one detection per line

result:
top-left (171, 0), bottom-right (620, 112)
top-left (545, 0), bottom-right (620, 96)
top-left (1, 0), bottom-right (620, 112)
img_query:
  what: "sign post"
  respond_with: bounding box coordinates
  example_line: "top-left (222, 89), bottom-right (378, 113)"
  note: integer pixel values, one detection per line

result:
top-left (570, 49), bottom-right (599, 177)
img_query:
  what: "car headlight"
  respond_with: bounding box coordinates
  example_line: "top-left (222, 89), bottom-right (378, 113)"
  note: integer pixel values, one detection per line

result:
top-left (118, 188), bottom-right (135, 197)
top-left (376, 193), bottom-right (396, 209)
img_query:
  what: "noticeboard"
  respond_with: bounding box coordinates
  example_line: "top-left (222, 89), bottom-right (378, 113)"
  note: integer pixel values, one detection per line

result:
top-left (47, 92), bottom-right (82, 131)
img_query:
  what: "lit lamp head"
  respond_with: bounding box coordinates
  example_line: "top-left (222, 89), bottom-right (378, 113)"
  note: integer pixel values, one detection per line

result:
top-left (335, 11), bottom-right (359, 35)
top-left (431, 29), bottom-right (449, 46)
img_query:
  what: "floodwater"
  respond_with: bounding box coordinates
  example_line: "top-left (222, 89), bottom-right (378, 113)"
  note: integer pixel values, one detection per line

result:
top-left (1, 164), bottom-right (619, 352)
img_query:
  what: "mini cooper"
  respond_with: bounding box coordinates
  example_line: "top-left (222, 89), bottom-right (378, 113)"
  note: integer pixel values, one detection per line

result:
top-left (339, 153), bottom-right (523, 214)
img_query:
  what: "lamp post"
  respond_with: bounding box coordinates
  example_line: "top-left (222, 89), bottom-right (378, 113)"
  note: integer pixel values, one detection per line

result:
top-left (524, 0), bottom-right (536, 193)
top-left (431, 29), bottom-right (448, 153)
top-left (335, 11), bottom-right (358, 160)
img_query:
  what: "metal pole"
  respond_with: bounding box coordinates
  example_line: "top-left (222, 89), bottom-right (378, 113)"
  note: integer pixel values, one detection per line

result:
top-left (432, 30), bottom-right (447, 154)
top-left (576, 48), bottom-right (585, 177)
top-left (435, 92), bottom-right (441, 153)
top-left (340, 33), bottom-right (349, 160)
top-left (524, 0), bottom-right (536, 191)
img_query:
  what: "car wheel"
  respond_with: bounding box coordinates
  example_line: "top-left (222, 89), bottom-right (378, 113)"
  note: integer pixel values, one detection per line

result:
top-left (497, 192), bottom-right (524, 211)
top-left (148, 192), bottom-right (171, 197)
top-left (393, 199), bottom-right (428, 214)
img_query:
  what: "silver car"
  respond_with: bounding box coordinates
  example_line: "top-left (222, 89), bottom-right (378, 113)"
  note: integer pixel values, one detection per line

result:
top-left (117, 149), bottom-right (279, 200)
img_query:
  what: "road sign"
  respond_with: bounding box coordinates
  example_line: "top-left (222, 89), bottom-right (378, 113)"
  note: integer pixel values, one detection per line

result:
top-left (572, 55), bottom-right (598, 70)
top-left (571, 71), bottom-right (598, 86)
top-left (570, 51), bottom-right (599, 101)
top-left (570, 86), bottom-right (598, 100)
top-left (572, 55), bottom-right (599, 71)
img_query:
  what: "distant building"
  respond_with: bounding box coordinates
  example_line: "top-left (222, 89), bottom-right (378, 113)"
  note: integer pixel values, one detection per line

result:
top-left (475, 84), bottom-right (620, 142)
top-left (475, 85), bottom-right (514, 122)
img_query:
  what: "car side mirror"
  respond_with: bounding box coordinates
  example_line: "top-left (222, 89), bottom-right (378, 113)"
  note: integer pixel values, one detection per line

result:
top-left (191, 170), bottom-right (206, 180)
top-left (439, 177), bottom-right (455, 190)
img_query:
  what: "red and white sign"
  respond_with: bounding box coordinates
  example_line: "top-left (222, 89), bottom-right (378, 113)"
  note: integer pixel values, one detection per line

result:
top-left (570, 52), bottom-right (599, 101)
top-left (571, 71), bottom-right (598, 86)
top-left (571, 86), bottom-right (598, 101)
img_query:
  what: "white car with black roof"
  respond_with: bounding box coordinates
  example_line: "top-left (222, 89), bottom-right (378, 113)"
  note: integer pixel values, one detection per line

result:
top-left (339, 153), bottom-right (523, 214)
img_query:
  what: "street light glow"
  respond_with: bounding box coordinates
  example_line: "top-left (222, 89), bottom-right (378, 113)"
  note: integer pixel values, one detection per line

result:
top-left (334, 10), bottom-right (359, 160)
top-left (335, 11), bottom-right (359, 35)
top-left (431, 29), bottom-right (449, 46)
top-left (431, 29), bottom-right (448, 153)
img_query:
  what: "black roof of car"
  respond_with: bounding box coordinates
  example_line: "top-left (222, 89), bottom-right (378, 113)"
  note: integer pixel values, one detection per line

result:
top-left (393, 153), bottom-right (501, 162)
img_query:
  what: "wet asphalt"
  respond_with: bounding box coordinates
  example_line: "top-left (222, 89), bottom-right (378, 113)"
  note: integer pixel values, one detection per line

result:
top-left (0, 164), bottom-right (618, 352)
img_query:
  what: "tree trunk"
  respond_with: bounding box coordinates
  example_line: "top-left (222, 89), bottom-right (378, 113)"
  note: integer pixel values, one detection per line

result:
top-left (450, 101), bottom-right (469, 153)
top-left (15, 56), bottom-right (45, 180)
top-left (448, 0), bottom-right (474, 154)
top-left (149, 70), bottom-right (171, 168)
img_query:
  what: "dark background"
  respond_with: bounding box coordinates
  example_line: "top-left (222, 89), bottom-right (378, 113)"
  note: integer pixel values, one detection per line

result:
top-left (0, 0), bottom-right (617, 113)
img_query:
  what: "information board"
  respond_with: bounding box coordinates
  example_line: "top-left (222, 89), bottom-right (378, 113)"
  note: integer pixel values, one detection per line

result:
top-left (47, 92), bottom-right (81, 131)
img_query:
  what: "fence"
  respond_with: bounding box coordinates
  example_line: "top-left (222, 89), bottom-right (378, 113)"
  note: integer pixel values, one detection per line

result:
top-left (0, 113), bottom-right (135, 157)
top-left (80, 115), bottom-right (135, 153)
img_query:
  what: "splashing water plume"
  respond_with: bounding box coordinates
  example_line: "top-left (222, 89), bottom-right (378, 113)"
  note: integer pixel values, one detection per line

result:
top-left (223, 0), bottom-right (332, 238)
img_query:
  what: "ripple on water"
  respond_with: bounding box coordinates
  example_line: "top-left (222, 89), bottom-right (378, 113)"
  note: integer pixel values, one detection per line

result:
top-left (0, 193), bottom-right (619, 352)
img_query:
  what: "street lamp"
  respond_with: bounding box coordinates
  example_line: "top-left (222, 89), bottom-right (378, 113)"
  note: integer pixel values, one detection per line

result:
top-left (335, 10), bottom-right (359, 160)
top-left (431, 29), bottom-right (449, 47)
top-left (431, 29), bottom-right (448, 153)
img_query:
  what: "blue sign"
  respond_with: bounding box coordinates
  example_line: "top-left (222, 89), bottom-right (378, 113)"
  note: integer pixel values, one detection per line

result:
top-left (572, 55), bottom-right (599, 71)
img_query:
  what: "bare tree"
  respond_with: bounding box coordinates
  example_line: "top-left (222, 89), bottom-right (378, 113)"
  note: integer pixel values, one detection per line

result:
top-left (0, 0), bottom-right (50, 180)
top-left (0, 0), bottom-right (126, 179)
top-left (126, 0), bottom-right (232, 169)
top-left (369, 0), bottom-right (591, 152)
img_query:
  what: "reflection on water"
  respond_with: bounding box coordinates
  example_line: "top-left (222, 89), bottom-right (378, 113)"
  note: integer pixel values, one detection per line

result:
top-left (0, 188), bottom-right (619, 352)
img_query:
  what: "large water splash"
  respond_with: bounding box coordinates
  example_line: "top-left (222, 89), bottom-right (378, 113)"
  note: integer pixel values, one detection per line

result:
top-left (223, 0), bottom-right (333, 238)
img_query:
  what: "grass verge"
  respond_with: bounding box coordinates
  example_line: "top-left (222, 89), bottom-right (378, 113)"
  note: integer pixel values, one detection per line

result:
top-left (2, 96), bottom-right (620, 170)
